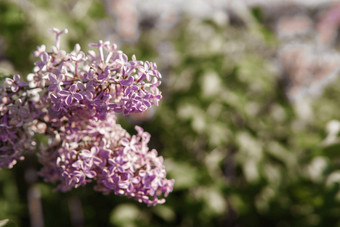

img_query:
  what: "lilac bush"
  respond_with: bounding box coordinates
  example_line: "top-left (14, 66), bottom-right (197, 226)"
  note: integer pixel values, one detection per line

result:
top-left (0, 28), bottom-right (174, 206)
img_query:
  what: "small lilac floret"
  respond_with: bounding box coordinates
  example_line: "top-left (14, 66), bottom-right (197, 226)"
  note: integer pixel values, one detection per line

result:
top-left (5, 74), bottom-right (27, 92)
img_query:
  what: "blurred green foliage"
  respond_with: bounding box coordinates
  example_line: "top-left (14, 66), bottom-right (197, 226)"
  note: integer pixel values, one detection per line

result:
top-left (2, 0), bottom-right (340, 226)
top-left (0, 1), bottom-right (38, 75)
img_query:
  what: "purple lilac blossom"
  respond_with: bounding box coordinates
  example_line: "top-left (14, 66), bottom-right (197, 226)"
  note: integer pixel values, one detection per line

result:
top-left (0, 28), bottom-right (173, 206)
top-left (39, 114), bottom-right (174, 206)
top-left (0, 75), bottom-right (33, 168)
top-left (31, 30), bottom-right (162, 122)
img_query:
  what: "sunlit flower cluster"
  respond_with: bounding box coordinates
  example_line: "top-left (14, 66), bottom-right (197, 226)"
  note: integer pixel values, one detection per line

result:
top-left (0, 28), bottom-right (173, 206)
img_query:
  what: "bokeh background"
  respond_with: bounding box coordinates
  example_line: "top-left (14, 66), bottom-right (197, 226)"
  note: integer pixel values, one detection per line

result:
top-left (2, 0), bottom-right (340, 226)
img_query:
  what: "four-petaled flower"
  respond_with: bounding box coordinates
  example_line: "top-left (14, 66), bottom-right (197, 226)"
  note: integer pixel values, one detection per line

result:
top-left (48, 73), bottom-right (65, 92)
top-left (58, 84), bottom-right (83, 106)
top-left (5, 74), bottom-right (27, 92)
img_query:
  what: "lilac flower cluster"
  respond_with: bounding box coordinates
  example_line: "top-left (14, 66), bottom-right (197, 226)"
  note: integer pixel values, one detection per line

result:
top-left (40, 114), bottom-right (174, 205)
top-left (0, 28), bottom-right (173, 206)
top-left (33, 28), bottom-right (161, 121)
top-left (0, 75), bottom-right (32, 168)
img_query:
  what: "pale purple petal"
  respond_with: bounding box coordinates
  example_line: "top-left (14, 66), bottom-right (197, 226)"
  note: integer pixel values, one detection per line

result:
top-left (11, 84), bottom-right (19, 92)
top-left (65, 95), bottom-right (73, 106)
top-left (49, 73), bottom-right (58, 84)
top-left (13, 74), bottom-right (20, 81)
top-left (58, 91), bottom-right (69, 97)
top-left (120, 76), bottom-right (134, 86)
top-left (18, 81), bottom-right (27, 87)
top-left (73, 93), bottom-right (83, 101)
top-left (48, 84), bottom-right (58, 92)
top-left (69, 84), bottom-right (77, 92)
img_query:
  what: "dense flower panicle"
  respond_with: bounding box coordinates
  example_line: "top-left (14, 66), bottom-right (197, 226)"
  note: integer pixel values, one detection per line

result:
top-left (0, 75), bottom-right (33, 169)
top-left (0, 28), bottom-right (173, 205)
top-left (30, 30), bottom-right (162, 124)
top-left (39, 114), bottom-right (174, 206)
